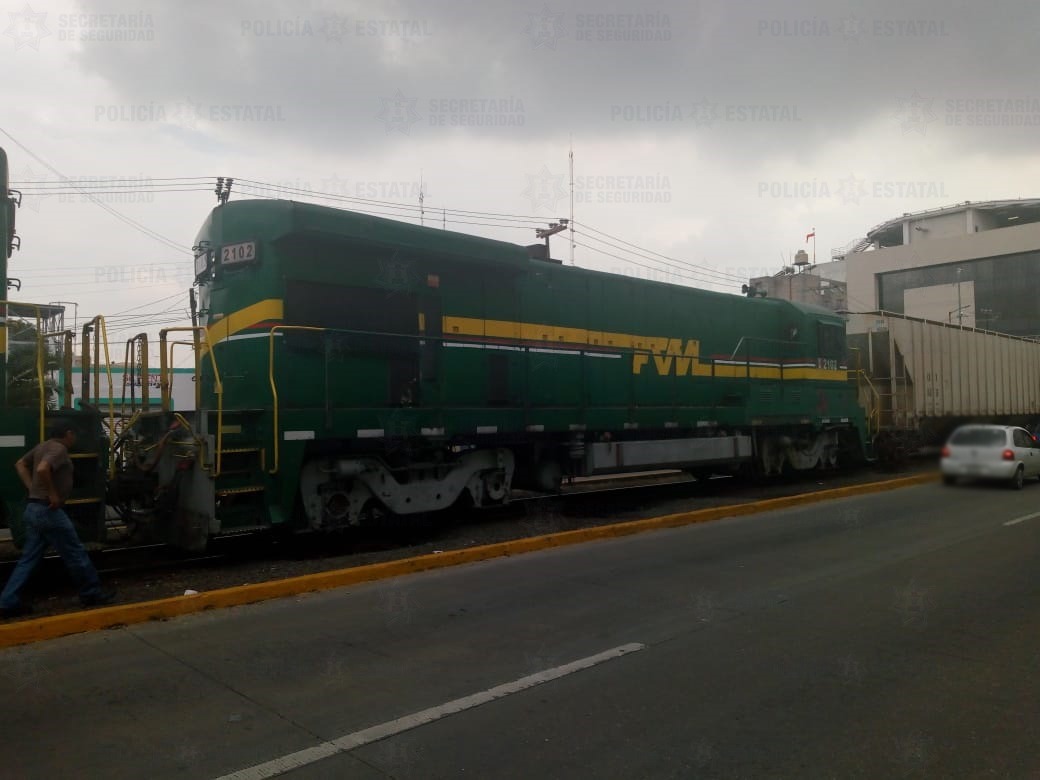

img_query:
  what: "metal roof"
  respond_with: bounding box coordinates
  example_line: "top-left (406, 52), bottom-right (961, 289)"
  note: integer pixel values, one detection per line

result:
top-left (866, 198), bottom-right (1040, 246)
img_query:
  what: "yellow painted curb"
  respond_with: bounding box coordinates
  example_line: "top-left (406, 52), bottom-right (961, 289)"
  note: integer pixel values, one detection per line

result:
top-left (0, 471), bottom-right (938, 648)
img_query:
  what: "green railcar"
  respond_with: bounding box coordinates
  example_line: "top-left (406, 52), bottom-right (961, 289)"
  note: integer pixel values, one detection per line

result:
top-left (137, 199), bottom-right (867, 548)
top-left (0, 148), bottom-right (107, 546)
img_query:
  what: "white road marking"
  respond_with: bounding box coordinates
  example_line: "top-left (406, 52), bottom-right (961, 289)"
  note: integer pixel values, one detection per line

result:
top-left (213, 642), bottom-right (646, 780)
top-left (1004, 511), bottom-right (1040, 526)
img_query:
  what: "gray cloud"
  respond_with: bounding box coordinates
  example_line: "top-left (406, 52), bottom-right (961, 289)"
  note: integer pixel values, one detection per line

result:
top-left (69, 0), bottom-right (1040, 161)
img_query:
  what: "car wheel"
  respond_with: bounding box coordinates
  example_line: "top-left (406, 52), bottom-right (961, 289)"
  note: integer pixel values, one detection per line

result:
top-left (942, 475), bottom-right (957, 486)
top-left (1012, 466), bottom-right (1025, 490)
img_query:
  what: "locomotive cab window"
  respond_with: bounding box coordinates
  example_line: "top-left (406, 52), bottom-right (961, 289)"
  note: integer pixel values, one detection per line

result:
top-left (817, 322), bottom-right (846, 361)
top-left (193, 249), bottom-right (212, 280)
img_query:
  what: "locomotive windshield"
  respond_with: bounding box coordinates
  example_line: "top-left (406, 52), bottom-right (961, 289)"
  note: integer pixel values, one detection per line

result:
top-left (818, 322), bottom-right (845, 360)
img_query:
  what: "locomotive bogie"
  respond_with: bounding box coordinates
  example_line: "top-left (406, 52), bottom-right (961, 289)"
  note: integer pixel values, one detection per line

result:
top-left (298, 448), bottom-right (515, 529)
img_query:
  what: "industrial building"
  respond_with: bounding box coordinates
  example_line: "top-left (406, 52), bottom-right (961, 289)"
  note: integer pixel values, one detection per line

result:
top-left (752, 199), bottom-right (1040, 338)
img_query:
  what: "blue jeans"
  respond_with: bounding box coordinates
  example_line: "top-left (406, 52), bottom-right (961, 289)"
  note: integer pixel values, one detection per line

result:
top-left (0, 502), bottom-right (103, 609)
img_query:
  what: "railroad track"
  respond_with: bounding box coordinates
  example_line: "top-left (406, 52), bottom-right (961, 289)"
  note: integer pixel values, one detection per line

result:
top-left (0, 464), bottom-right (931, 618)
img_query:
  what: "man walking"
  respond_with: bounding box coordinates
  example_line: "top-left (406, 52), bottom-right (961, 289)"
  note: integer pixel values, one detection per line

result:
top-left (0, 423), bottom-right (115, 618)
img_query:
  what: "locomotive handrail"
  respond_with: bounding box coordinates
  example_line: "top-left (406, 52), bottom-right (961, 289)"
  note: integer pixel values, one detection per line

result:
top-left (167, 340), bottom-right (196, 409)
top-left (846, 347), bottom-right (879, 441)
top-left (267, 325), bottom-right (326, 475)
top-left (728, 335), bottom-right (806, 361)
top-left (168, 339), bottom-right (211, 465)
top-left (2, 303), bottom-right (90, 439)
top-left (80, 316), bottom-right (116, 477)
top-left (159, 327), bottom-right (223, 475)
top-left (120, 339), bottom-right (134, 414)
top-left (121, 333), bottom-right (149, 413)
top-left (849, 369), bottom-right (881, 440)
top-left (41, 330), bottom-right (74, 410)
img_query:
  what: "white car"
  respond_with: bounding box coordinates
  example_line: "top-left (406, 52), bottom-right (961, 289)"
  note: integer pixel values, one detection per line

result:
top-left (941, 425), bottom-right (1040, 489)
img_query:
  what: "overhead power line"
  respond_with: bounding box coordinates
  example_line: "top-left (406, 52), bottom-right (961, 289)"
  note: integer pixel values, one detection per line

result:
top-left (12, 176), bottom-right (212, 185)
top-left (574, 222), bottom-right (746, 284)
top-left (0, 125), bottom-right (190, 255)
top-left (571, 229), bottom-right (744, 288)
top-left (2, 132), bottom-right (741, 293)
top-left (570, 240), bottom-right (725, 290)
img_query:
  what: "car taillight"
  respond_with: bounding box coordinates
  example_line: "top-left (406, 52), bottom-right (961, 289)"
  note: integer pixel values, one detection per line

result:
top-left (941, 446), bottom-right (950, 458)
top-left (1003, 449), bottom-right (1015, 461)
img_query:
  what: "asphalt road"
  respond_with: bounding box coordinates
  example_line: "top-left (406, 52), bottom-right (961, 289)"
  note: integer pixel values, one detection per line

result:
top-left (2, 479), bottom-right (1038, 779)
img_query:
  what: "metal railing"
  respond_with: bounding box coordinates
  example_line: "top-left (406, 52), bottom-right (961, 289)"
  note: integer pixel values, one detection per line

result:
top-left (159, 327), bottom-right (224, 476)
top-left (831, 236), bottom-right (871, 260)
top-left (80, 316), bottom-right (117, 476)
top-left (848, 368), bottom-right (881, 440)
top-left (42, 330), bottom-right (75, 410)
top-left (121, 333), bottom-right (149, 413)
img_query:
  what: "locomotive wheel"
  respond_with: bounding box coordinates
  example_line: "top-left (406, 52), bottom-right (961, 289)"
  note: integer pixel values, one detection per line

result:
top-left (358, 499), bottom-right (390, 526)
top-left (874, 432), bottom-right (909, 472)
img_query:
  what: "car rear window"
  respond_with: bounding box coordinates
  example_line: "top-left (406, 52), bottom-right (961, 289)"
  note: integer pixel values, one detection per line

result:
top-left (949, 428), bottom-right (1006, 446)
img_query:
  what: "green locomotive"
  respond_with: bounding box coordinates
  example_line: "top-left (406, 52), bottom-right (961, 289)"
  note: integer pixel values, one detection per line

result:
top-left (119, 198), bottom-right (867, 549)
top-left (0, 148), bottom-right (107, 546)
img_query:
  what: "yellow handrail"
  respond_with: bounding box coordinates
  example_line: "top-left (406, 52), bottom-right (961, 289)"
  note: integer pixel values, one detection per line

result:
top-left (267, 325), bottom-right (326, 474)
top-left (80, 316), bottom-right (116, 477)
top-left (160, 327), bottom-right (223, 475)
top-left (121, 333), bottom-right (149, 413)
top-left (40, 330), bottom-right (74, 409)
top-left (165, 339), bottom-right (199, 412)
top-left (849, 368), bottom-right (882, 440)
top-left (846, 346), bottom-right (881, 443)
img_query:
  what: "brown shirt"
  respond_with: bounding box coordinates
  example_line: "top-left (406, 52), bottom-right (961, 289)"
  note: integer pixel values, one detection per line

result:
top-left (20, 439), bottom-right (74, 503)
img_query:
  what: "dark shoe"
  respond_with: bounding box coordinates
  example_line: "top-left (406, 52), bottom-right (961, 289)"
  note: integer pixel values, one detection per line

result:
top-left (81, 590), bottom-right (116, 607)
top-left (0, 603), bottom-right (34, 619)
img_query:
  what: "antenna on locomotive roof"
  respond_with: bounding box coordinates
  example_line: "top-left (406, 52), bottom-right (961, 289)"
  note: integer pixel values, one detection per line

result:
top-left (215, 177), bottom-right (233, 205)
top-left (419, 169), bottom-right (424, 226)
top-left (569, 138), bottom-right (575, 265)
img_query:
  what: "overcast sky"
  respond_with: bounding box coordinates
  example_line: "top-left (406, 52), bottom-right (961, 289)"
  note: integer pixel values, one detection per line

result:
top-left (4, 0), bottom-right (1040, 360)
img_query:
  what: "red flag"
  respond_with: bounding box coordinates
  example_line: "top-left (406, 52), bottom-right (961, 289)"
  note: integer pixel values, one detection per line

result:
top-left (805, 229), bottom-right (815, 242)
